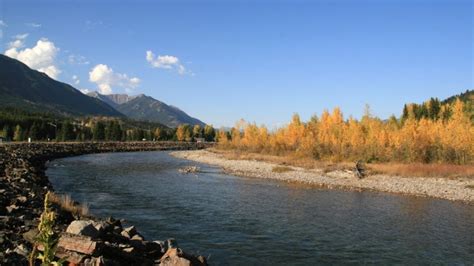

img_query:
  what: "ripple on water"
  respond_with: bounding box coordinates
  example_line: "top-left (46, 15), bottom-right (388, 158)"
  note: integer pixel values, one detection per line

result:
top-left (47, 151), bottom-right (474, 265)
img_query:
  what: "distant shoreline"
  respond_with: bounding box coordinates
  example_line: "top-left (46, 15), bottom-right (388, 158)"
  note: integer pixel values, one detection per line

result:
top-left (171, 149), bottom-right (474, 204)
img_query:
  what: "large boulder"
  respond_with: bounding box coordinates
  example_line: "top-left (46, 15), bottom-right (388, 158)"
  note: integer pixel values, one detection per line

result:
top-left (160, 248), bottom-right (192, 266)
top-left (66, 220), bottom-right (99, 238)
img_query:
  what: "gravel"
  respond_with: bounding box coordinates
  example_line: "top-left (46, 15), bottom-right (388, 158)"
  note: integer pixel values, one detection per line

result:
top-left (171, 150), bottom-right (474, 203)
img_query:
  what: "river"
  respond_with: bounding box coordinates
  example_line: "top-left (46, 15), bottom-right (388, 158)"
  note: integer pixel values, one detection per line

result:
top-left (46, 151), bottom-right (474, 265)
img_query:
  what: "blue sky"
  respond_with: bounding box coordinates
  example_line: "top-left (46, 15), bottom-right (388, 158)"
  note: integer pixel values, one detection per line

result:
top-left (1, 0), bottom-right (472, 127)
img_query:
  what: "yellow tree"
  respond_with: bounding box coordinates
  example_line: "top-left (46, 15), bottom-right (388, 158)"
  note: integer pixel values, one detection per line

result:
top-left (176, 124), bottom-right (191, 142)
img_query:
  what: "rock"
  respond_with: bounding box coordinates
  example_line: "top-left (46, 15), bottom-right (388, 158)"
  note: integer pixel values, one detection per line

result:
top-left (160, 248), bottom-right (191, 266)
top-left (123, 225), bottom-right (137, 237)
top-left (13, 244), bottom-right (29, 257)
top-left (16, 196), bottom-right (27, 204)
top-left (57, 233), bottom-right (98, 255)
top-left (6, 204), bottom-right (18, 213)
top-left (121, 226), bottom-right (140, 239)
top-left (23, 228), bottom-right (39, 243)
top-left (121, 230), bottom-right (131, 239)
top-left (84, 256), bottom-right (104, 266)
top-left (131, 234), bottom-right (144, 241)
top-left (123, 247), bottom-right (134, 253)
top-left (93, 221), bottom-right (109, 236)
top-left (113, 226), bottom-right (122, 234)
top-left (66, 220), bottom-right (99, 238)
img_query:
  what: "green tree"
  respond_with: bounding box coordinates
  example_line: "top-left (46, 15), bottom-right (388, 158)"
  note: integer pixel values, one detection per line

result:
top-left (2, 124), bottom-right (13, 140)
top-left (193, 125), bottom-right (202, 139)
top-left (203, 125), bottom-right (216, 141)
top-left (29, 122), bottom-right (40, 140)
top-left (60, 122), bottom-right (75, 141)
top-left (92, 121), bottom-right (106, 141)
top-left (105, 120), bottom-right (123, 141)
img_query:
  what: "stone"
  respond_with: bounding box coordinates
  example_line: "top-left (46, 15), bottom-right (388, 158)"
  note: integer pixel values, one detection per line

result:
top-left (6, 204), bottom-right (18, 213)
top-left (23, 228), bottom-right (39, 243)
top-left (57, 233), bottom-right (98, 255)
top-left (66, 220), bottom-right (99, 238)
top-left (123, 247), bottom-right (134, 253)
top-left (123, 225), bottom-right (137, 237)
top-left (16, 196), bottom-right (27, 203)
top-left (13, 244), bottom-right (29, 257)
top-left (131, 234), bottom-right (144, 241)
top-left (93, 221), bottom-right (109, 236)
top-left (120, 230), bottom-right (131, 239)
top-left (160, 248), bottom-right (191, 266)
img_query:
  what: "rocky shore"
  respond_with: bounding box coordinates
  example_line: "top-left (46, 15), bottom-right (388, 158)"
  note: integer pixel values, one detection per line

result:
top-left (171, 150), bottom-right (474, 203)
top-left (0, 142), bottom-right (211, 265)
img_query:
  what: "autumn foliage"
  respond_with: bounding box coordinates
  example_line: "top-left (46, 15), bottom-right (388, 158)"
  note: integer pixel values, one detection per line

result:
top-left (217, 99), bottom-right (473, 164)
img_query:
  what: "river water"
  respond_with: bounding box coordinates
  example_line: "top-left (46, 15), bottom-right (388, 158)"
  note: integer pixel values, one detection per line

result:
top-left (46, 151), bottom-right (474, 265)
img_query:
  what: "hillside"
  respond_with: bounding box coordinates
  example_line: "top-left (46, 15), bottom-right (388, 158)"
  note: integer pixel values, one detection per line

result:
top-left (88, 92), bottom-right (206, 127)
top-left (0, 54), bottom-right (122, 117)
top-left (401, 89), bottom-right (473, 121)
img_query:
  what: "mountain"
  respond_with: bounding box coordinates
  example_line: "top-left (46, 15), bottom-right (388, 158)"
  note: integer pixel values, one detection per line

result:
top-left (0, 55), bottom-right (122, 117)
top-left (86, 92), bottom-right (140, 108)
top-left (88, 92), bottom-right (206, 127)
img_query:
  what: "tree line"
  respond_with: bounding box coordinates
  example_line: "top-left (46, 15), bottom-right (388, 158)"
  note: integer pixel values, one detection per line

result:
top-left (217, 99), bottom-right (473, 164)
top-left (0, 109), bottom-right (216, 142)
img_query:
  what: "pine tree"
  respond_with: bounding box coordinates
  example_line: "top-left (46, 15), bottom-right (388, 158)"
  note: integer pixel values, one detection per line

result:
top-left (92, 122), bottom-right (106, 141)
top-left (29, 122), bottom-right (40, 140)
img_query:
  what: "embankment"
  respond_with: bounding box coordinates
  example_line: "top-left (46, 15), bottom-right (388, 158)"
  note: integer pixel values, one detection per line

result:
top-left (0, 141), bottom-right (212, 265)
top-left (171, 150), bottom-right (474, 203)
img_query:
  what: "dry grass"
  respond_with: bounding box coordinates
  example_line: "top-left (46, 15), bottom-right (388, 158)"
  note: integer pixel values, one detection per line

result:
top-left (466, 185), bottom-right (474, 189)
top-left (210, 148), bottom-right (474, 179)
top-left (369, 163), bottom-right (474, 179)
top-left (272, 166), bottom-right (294, 173)
top-left (49, 192), bottom-right (89, 217)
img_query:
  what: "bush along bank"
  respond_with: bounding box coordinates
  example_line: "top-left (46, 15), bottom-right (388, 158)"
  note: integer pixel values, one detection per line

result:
top-left (0, 142), bottom-right (211, 265)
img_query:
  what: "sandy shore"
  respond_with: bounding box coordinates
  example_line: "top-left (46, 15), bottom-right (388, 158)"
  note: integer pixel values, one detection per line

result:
top-left (171, 150), bottom-right (474, 203)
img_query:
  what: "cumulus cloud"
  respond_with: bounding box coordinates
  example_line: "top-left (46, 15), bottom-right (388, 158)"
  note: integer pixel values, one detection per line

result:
top-left (146, 50), bottom-right (191, 75)
top-left (89, 64), bottom-right (140, 94)
top-left (8, 34), bottom-right (29, 49)
top-left (5, 37), bottom-right (61, 79)
top-left (72, 75), bottom-right (80, 85)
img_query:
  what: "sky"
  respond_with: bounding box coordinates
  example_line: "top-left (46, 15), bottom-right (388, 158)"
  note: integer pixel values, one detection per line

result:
top-left (0, 0), bottom-right (472, 128)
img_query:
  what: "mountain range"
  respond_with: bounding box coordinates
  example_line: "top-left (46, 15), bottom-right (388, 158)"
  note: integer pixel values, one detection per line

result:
top-left (0, 54), bottom-right (205, 127)
top-left (87, 92), bottom-right (205, 127)
top-left (0, 54), bottom-right (122, 117)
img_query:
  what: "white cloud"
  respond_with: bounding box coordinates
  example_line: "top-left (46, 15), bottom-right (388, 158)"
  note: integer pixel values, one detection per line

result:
top-left (80, 88), bottom-right (91, 94)
top-left (4, 38), bottom-right (61, 79)
top-left (146, 50), bottom-right (191, 75)
top-left (89, 64), bottom-right (140, 94)
top-left (72, 75), bottom-right (80, 85)
top-left (8, 33), bottom-right (29, 49)
top-left (0, 20), bottom-right (6, 38)
top-left (68, 54), bottom-right (90, 65)
top-left (26, 22), bottom-right (41, 28)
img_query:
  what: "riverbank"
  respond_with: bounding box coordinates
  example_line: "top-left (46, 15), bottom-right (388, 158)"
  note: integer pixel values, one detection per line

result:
top-left (171, 149), bottom-right (474, 203)
top-left (0, 142), bottom-right (211, 265)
